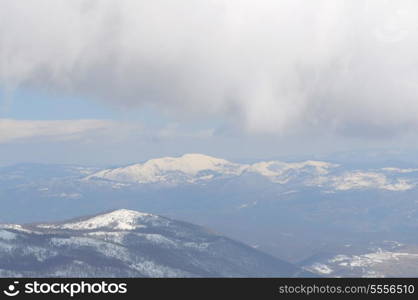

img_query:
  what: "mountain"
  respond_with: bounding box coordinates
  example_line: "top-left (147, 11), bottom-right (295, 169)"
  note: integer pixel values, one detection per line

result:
top-left (301, 241), bottom-right (418, 277)
top-left (85, 154), bottom-right (337, 186)
top-left (85, 153), bottom-right (417, 191)
top-left (86, 154), bottom-right (247, 184)
top-left (0, 209), bottom-right (309, 277)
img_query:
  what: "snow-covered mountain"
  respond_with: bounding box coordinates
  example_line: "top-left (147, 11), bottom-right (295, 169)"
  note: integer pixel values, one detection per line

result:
top-left (0, 209), bottom-right (309, 277)
top-left (248, 160), bottom-right (337, 184)
top-left (86, 154), bottom-right (247, 184)
top-left (85, 153), bottom-right (418, 191)
top-left (302, 242), bottom-right (418, 277)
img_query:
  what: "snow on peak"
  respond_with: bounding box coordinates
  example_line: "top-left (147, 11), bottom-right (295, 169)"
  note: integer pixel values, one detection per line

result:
top-left (143, 153), bottom-right (244, 175)
top-left (86, 153), bottom-right (247, 184)
top-left (248, 160), bottom-right (338, 183)
top-left (331, 171), bottom-right (414, 191)
top-left (39, 209), bottom-right (155, 231)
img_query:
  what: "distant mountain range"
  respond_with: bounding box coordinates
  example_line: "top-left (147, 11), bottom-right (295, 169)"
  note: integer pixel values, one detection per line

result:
top-left (85, 153), bottom-right (417, 191)
top-left (0, 209), bottom-right (309, 277)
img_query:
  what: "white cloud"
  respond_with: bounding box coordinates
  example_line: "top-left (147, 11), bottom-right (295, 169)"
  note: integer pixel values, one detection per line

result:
top-left (1, 1), bottom-right (418, 137)
top-left (0, 119), bottom-right (114, 143)
top-left (157, 123), bottom-right (214, 140)
top-left (0, 118), bottom-right (215, 145)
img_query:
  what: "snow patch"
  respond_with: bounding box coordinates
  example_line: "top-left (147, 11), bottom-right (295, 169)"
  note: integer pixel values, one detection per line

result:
top-left (248, 160), bottom-right (337, 184)
top-left (0, 224), bottom-right (36, 234)
top-left (142, 233), bottom-right (177, 247)
top-left (329, 249), bottom-right (418, 268)
top-left (331, 172), bottom-right (415, 191)
top-left (0, 230), bottom-right (17, 240)
top-left (305, 263), bottom-right (333, 275)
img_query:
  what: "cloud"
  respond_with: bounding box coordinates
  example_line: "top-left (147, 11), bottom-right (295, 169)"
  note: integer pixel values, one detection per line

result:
top-left (157, 123), bottom-right (214, 140)
top-left (0, 119), bottom-right (115, 143)
top-left (0, 118), bottom-right (215, 145)
top-left (1, 0), bottom-right (418, 137)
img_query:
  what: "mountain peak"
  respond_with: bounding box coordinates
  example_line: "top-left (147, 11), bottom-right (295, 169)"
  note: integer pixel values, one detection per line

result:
top-left (63, 209), bottom-right (153, 230)
top-left (0, 209), bottom-right (307, 277)
top-left (143, 153), bottom-right (241, 175)
top-left (86, 153), bottom-right (246, 184)
top-left (37, 209), bottom-right (155, 231)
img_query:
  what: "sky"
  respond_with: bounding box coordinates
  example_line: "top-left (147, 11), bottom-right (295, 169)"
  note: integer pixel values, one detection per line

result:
top-left (1, 0), bottom-right (418, 166)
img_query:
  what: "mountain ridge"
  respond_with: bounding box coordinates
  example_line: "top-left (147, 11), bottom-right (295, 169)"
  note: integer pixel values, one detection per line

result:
top-left (0, 209), bottom-right (311, 277)
top-left (84, 153), bottom-right (417, 191)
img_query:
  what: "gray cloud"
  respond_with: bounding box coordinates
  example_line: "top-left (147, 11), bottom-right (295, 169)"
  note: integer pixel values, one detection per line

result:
top-left (0, 119), bottom-right (116, 143)
top-left (1, 0), bottom-right (418, 137)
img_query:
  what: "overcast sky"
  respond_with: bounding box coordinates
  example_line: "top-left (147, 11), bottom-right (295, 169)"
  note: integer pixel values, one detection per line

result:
top-left (1, 0), bottom-right (418, 165)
